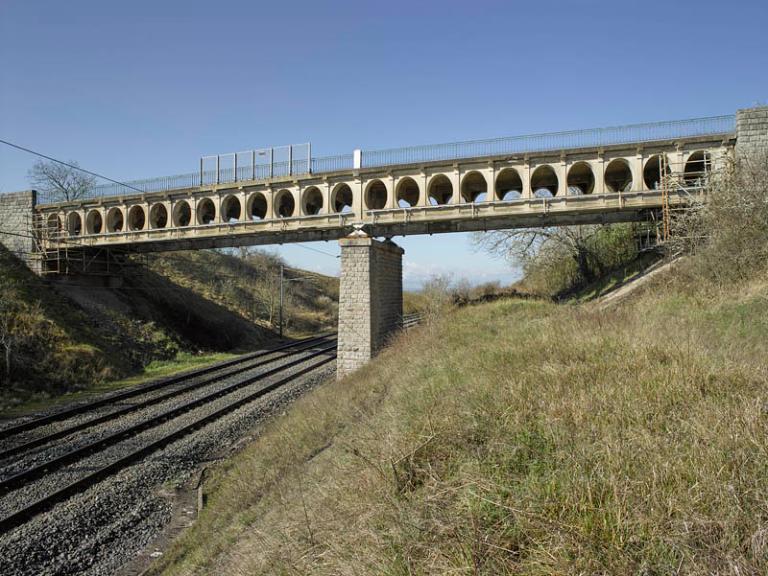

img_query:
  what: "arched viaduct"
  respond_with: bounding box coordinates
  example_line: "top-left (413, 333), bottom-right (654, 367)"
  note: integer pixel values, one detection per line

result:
top-left (39, 139), bottom-right (726, 251)
top-left (2, 106), bottom-right (765, 376)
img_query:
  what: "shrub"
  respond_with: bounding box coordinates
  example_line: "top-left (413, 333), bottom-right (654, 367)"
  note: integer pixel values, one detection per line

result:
top-left (510, 224), bottom-right (639, 297)
top-left (671, 150), bottom-right (768, 285)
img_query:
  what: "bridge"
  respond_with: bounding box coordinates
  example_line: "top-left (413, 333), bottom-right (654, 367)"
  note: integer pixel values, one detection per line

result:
top-left (33, 115), bottom-right (737, 252)
top-left (1, 106), bottom-right (766, 376)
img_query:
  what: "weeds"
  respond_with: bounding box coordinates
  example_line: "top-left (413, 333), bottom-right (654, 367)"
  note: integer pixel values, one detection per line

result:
top-left (150, 277), bottom-right (768, 575)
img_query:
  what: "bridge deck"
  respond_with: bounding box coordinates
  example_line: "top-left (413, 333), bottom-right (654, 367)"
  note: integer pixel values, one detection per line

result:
top-left (32, 119), bottom-right (734, 254)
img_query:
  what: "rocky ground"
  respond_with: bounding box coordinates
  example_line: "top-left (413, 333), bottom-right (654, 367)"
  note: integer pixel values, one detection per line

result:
top-left (0, 349), bottom-right (335, 576)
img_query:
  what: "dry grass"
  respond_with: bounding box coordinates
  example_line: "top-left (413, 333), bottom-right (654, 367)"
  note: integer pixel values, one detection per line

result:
top-left (150, 272), bottom-right (768, 575)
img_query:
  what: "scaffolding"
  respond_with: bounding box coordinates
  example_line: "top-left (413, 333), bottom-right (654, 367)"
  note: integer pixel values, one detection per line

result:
top-left (29, 213), bottom-right (145, 277)
top-left (659, 155), bottom-right (672, 243)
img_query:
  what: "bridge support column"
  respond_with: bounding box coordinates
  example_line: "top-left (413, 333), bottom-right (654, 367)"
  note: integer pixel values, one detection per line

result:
top-left (336, 235), bottom-right (403, 379)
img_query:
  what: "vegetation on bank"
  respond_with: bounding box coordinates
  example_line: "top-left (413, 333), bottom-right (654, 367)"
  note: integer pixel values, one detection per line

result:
top-left (1, 350), bottom-right (238, 417)
top-left (150, 153), bottom-right (768, 574)
top-left (0, 247), bottom-right (338, 413)
top-left (152, 277), bottom-right (768, 575)
top-left (145, 248), bottom-right (338, 336)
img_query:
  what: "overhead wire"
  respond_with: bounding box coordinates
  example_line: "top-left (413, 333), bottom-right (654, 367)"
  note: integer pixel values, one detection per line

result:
top-left (0, 138), bottom-right (145, 194)
top-left (1, 139), bottom-right (340, 277)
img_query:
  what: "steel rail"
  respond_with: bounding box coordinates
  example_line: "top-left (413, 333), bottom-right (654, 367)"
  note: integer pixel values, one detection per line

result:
top-left (0, 342), bottom-right (336, 494)
top-left (0, 352), bottom-right (336, 534)
top-left (0, 332), bottom-right (336, 440)
top-left (0, 335), bottom-right (338, 461)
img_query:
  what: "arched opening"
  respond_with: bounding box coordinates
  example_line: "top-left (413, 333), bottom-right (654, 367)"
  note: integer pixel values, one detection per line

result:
top-left (302, 186), bottom-right (323, 215)
top-left (197, 198), bottom-right (216, 225)
top-left (275, 190), bottom-right (296, 217)
top-left (221, 195), bottom-right (242, 223)
top-left (643, 155), bottom-right (672, 190)
top-left (85, 210), bottom-right (103, 235)
top-left (106, 208), bottom-right (124, 233)
top-left (428, 174), bottom-right (453, 205)
top-left (46, 213), bottom-right (62, 236)
top-left (149, 203), bottom-right (168, 229)
top-left (605, 159), bottom-right (633, 192)
top-left (496, 168), bottom-right (523, 201)
top-left (461, 171), bottom-right (487, 203)
top-left (127, 205), bottom-right (146, 231)
top-left (567, 162), bottom-right (595, 195)
top-left (331, 183), bottom-right (353, 213)
top-left (248, 192), bottom-right (268, 220)
top-left (531, 165), bottom-right (559, 197)
top-left (684, 151), bottom-right (711, 185)
top-left (396, 177), bottom-right (420, 208)
top-left (365, 180), bottom-right (388, 210)
top-left (172, 201), bottom-right (191, 227)
top-left (67, 212), bottom-right (82, 236)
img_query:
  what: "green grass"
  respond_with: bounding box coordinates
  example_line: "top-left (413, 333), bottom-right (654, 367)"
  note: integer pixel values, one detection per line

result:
top-left (110, 351), bottom-right (239, 388)
top-left (148, 273), bottom-right (768, 576)
top-left (0, 351), bottom-right (238, 417)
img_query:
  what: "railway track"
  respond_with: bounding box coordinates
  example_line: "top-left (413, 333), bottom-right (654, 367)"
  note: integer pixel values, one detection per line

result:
top-left (0, 335), bottom-right (337, 534)
top-left (0, 332), bottom-right (335, 441)
top-left (0, 333), bottom-right (336, 461)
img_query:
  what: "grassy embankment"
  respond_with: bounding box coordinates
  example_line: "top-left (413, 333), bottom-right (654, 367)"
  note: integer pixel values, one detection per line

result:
top-left (0, 247), bottom-right (338, 414)
top-left (144, 248), bottom-right (338, 337)
top-left (151, 156), bottom-right (768, 574)
top-left (150, 269), bottom-right (768, 574)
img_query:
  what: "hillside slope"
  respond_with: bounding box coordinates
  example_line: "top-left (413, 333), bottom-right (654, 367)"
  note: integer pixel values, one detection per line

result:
top-left (0, 247), bottom-right (338, 411)
top-left (144, 248), bottom-right (338, 336)
top-left (151, 273), bottom-right (768, 575)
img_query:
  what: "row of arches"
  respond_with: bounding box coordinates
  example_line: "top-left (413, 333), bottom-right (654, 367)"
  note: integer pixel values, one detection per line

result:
top-left (360, 151), bottom-right (711, 207)
top-left (48, 151), bottom-right (713, 236)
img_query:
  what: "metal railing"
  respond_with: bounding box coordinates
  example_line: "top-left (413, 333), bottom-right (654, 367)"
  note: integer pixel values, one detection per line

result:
top-left (34, 114), bottom-right (735, 206)
top-left (311, 153), bottom-right (354, 174)
top-left (360, 115), bottom-right (736, 168)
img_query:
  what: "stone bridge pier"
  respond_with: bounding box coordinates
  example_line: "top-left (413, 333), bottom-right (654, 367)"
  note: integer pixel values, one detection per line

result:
top-left (336, 235), bottom-right (404, 378)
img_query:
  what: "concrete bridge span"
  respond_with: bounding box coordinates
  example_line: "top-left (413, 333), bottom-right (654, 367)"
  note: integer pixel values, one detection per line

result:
top-left (36, 133), bottom-right (730, 253)
top-left (2, 106), bottom-right (767, 376)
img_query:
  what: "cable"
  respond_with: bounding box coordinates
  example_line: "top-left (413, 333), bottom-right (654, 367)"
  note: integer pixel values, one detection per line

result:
top-left (291, 243), bottom-right (340, 259)
top-left (0, 138), bottom-right (146, 195)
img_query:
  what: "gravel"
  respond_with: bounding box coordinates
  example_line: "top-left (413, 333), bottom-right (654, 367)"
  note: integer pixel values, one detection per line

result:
top-left (0, 335), bottom-right (336, 455)
top-left (0, 339), bottom-right (335, 476)
top-left (0, 351), bottom-right (335, 576)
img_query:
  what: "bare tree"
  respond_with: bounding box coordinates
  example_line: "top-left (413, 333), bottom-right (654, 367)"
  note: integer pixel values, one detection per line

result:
top-left (474, 226), bottom-right (606, 284)
top-left (28, 159), bottom-right (95, 202)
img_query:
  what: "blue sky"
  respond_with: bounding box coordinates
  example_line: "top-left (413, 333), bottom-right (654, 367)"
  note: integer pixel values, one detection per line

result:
top-left (1, 0), bottom-right (766, 289)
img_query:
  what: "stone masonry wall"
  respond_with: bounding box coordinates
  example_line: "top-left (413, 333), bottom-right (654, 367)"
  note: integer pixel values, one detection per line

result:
top-left (337, 236), bottom-right (404, 378)
top-left (736, 106), bottom-right (768, 156)
top-left (371, 239), bottom-right (404, 352)
top-left (0, 190), bottom-right (39, 272)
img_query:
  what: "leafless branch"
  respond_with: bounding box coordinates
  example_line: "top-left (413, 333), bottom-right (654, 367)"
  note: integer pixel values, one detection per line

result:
top-left (28, 159), bottom-right (96, 202)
